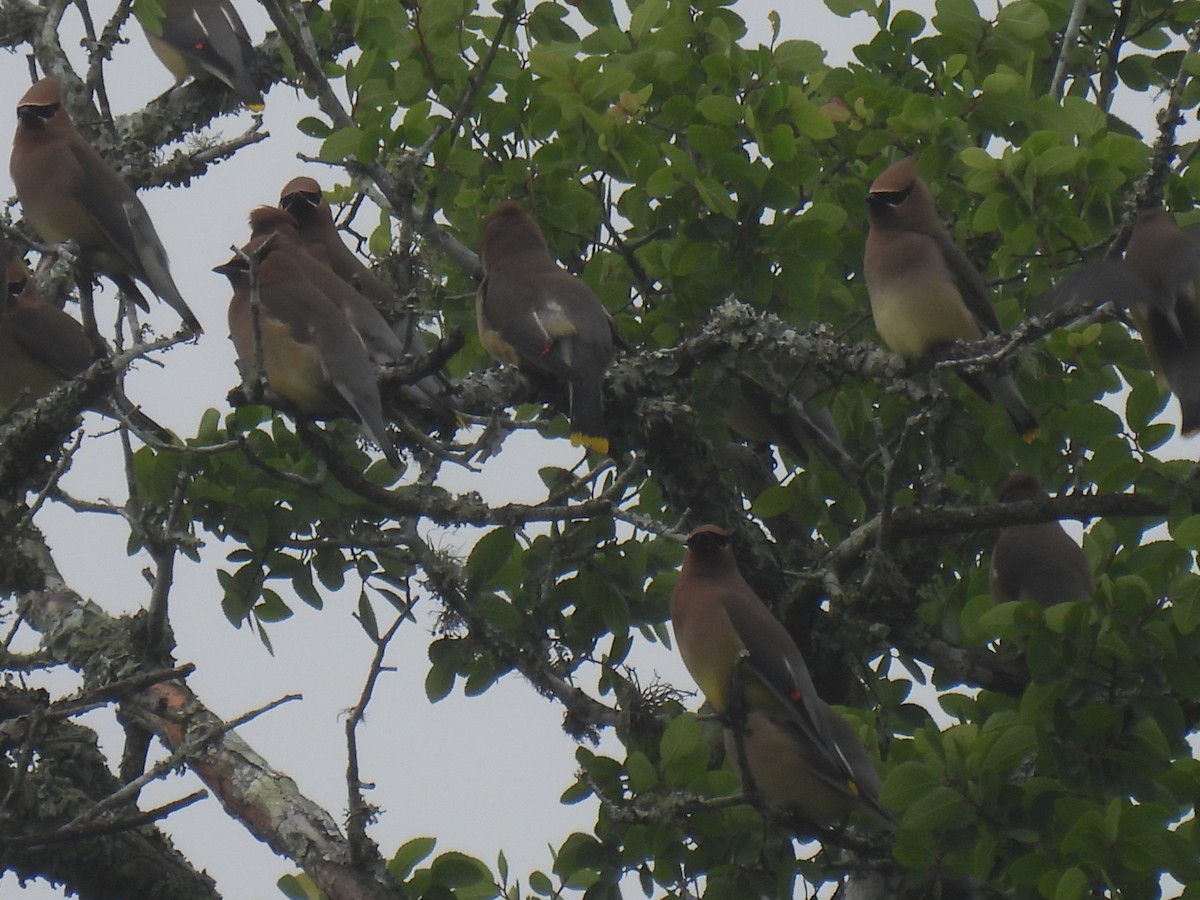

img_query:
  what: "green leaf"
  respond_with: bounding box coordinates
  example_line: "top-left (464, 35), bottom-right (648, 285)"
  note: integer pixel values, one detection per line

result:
top-left (695, 95), bottom-right (743, 126)
top-left (791, 96), bottom-right (836, 139)
top-left (1052, 867), bottom-right (1087, 900)
top-left (389, 837), bottom-right (437, 880)
top-left (466, 528), bottom-right (518, 591)
top-left (629, 0), bottom-right (667, 40)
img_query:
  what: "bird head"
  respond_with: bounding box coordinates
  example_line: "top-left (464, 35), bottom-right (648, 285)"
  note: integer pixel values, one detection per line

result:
top-left (866, 156), bottom-right (939, 230)
top-left (997, 472), bottom-right (1044, 504)
top-left (16, 77), bottom-right (65, 130)
top-left (279, 177), bottom-right (326, 220)
top-left (212, 253), bottom-right (250, 284)
top-left (683, 525), bottom-right (736, 573)
top-left (248, 206), bottom-right (302, 243)
top-left (480, 201), bottom-right (553, 273)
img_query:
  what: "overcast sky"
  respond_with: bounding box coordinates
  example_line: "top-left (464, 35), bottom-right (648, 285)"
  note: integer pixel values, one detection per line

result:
top-left (3, 1), bottom-right (1189, 898)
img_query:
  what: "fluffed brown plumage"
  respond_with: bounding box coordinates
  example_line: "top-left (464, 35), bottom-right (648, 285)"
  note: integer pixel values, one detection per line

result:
top-left (277, 179), bottom-right (458, 423)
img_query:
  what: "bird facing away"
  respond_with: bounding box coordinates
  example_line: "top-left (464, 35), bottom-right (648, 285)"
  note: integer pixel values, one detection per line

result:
top-left (10, 77), bottom-right (202, 332)
top-left (864, 156), bottom-right (1038, 440)
top-left (277, 179), bottom-right (458, 421)
top-left (669, 524), bottom-right (892, 828)
top-left (214, 220), bottom-right (401, 468)
top-left (2, 258), bottom-right (175, 442)
top-left (990, 473), bottom-right (1094, 606)
top-left (139, 0), bottom-right (264, 111)
top-left (477, 201), bottom-right (619, 455)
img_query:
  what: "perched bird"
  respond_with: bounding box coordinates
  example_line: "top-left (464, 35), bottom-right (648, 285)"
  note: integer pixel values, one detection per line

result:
top-left (669, 524), bottom-right (891, 827)
top-left (1048, 210), bottom-right (1200, 435)
top-left (2, 258), bottom-right (174, 442)
top-left (1121, 210), bottom-right (1200, 435)
top-left (279, 177), bottom-right (407, 312)
top-left (477, 201), bottom-right (619, 454)
top-left (1, 258), bottom-right (95, 411)
top-left (864, 156), bottom-right (1038, 440)
top-left (10, 76), bottom-right (202, 332)
top-left (276, 180), bottom-right (457, 419)
top-left (990, 473), bottom-right (1093, 606)
top-left (139, 0), bottom-right (264, 111)
top-left (246, 206), bottom-right (411, 367)
top-left (721, 371), bottom-right (844, 464)
top-left (214, 221), bottom-right (401, 468)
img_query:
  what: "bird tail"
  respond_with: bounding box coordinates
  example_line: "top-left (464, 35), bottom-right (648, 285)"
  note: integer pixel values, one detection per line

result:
top-left (568, 374), bottom-right (609, 455)
top-left (105, 391), bottom-right (178, 446)
top-left (121, 201), bottom-right (203, 332)
top-left (363, 416), bottom-right (403, 469)
top-left (981, 373), bottom-right (1039, 442)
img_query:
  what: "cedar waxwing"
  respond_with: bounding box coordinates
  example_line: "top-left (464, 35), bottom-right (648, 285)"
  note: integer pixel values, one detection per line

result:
top-left (279, 177), bottom-right (406, 311)
top-left (139, 0), bottom-right (264, 111)
top-left (477, 202), bottom-right (619, 455)
top-left (864, 157), bottom-right (1038, 440)
top-left (1122, 210), bottom-right (1200, 434)
top-left (214, 223), bottom-right (402, 468)
top-left (990, 473), bottom-right (1093, 607)
top-left (2, 258), bottom-right (174, 442)
top-left (1, 257), bottom-right (95, 410)
top-left (10, 77), bottom-right (202, 332)
top-left (246, 206), bottom-right (410, 366)
top-left (721, 372), bottom-right (844, 464)
top-left (669, 525), bottom-right (891, 827)
top-left (275, 180), bottom-right (457, 419)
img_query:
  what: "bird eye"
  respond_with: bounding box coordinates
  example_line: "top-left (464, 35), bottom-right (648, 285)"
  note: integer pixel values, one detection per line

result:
top-left (194, 40), bottom-right (207, 51)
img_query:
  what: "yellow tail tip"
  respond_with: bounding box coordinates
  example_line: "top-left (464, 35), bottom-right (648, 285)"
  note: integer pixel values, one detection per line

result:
top-left (247, 102), bottom-right (265, 113)
top-left (570, 432), bottom-right (610, 455)
top-left (1021, 427), bottom-right (1041, 444)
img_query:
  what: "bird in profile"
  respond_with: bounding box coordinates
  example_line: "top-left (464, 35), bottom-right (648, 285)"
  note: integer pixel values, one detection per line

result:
top-left (1049, 209), bottom-right (1200, 435)
top-left (669, 524), bottom-right (892, 828)
top-left (277, 177), bottom-right (458, 422)
top-left (864, 156), bottom-right (1038, 440)
top-left (1, 257), bottom-right (96, 411)
top-left (990, 473), bottom-right (1093, 607)
top-left (10, 76), bottom-right (202, 332)
top-left (2, 258), bottom-right (175, 443)
top-left (138, 0), bottom-right (264, 111)
top-left (215, 211), bottom-right (401, 468)
top-left (477, 201), bottom-right (619, 455)
top-left (1122, 210), bottom-right (1200, 434)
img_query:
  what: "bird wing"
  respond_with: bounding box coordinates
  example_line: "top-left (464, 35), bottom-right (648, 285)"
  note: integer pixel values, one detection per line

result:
top-left (6, 304), bottom-right (93, 379)
top-left (478, 270), bottom-right (578, 365)
top-left (1157, 228), bottom-right (1200, 311)
top-left (159, 0), bottom-right (261, 103)
top-left (63, 141), bottom-right (144, 277)
top-left (1049, 258), bottom-right (1171, 329)
top-left (928, 228), bottom-right (1004, 335)
top-left (716, 586), bottom-right (842, 760)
